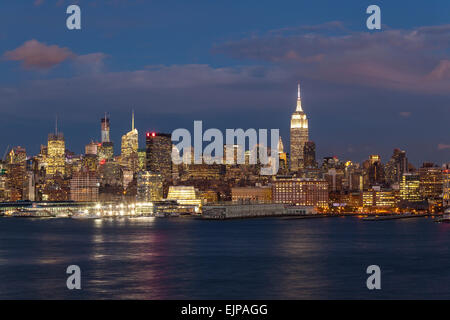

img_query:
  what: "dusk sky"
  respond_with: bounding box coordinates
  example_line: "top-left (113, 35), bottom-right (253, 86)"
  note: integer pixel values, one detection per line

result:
top-left (1, 0), bottom-right (450, 166)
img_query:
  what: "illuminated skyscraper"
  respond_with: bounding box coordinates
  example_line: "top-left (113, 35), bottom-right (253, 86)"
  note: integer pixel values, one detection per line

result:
top-left (98, 114), bottom-right (114, 163)
top-left (121, 111), bottom-right (139, 171)
top-left (385, 148), bottom-right (408, 185)
top-left (418, 162), bottom-right (442, 200)
top-left (400, 173), bottom-right (421, 202)
top-left (70, 166), bottom-right (99, 202)
top-left (136, 171), bottom-right (163, 202)
top-left (290, 83), bottom-right (309, 172)
top-left (46, 119), bottom-right (65, 176)
top-left (145, 132), bottom-right (172, 181)
top-left (101, 113), bottom-right (110, 143)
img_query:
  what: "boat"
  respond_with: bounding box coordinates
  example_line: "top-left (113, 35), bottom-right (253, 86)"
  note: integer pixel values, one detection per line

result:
top-left (12, 208), bottom-right (55, 218)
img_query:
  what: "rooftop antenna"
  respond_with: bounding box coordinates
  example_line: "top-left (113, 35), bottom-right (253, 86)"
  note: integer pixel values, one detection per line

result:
top-left (132, 109), bottom-right (135, 130)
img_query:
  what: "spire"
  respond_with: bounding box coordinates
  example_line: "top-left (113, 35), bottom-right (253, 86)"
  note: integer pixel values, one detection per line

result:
top-left (296, 82), bottom-right (303, 112)
top-left (55, 115), bottom-right (58, 134)
top-left (278, 136), bottom-right (284, 153)
top-left (131, 109), bottom-right (135, 130)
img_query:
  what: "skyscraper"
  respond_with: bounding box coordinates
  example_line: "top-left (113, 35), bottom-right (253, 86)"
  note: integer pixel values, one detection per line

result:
top-left (121, 111), bottom-right (139, 171)
top-left (98, 114), bottom-right (114, 163)
top-left (303, 141), bottom-right (316, 168)
top-left (136, 171), bottom-right (163, 202)
top-left (290, 83), bottom-right (309, 172)
top-left (70, 166), bottom-right (99, 202)
top-left (101, 113), bottom-right (110, 143)
top-left (46, 119), bottom-right (65, 176)
top-left (145, 132), bottom-right (172, 181)
top-left (400, 173), bottom-right (422, 203)
top-left (385, 148), bottom-right (408, 186)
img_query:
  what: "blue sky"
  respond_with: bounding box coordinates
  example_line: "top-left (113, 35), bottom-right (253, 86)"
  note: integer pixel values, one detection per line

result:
top-left (0, 0), bottom-right (450, 166)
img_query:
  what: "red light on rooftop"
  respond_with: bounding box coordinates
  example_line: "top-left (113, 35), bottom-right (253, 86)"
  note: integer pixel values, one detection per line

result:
top-left (152, 132), bottom-right (156, 137)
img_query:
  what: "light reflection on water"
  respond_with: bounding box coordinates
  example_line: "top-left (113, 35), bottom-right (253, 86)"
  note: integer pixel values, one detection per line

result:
top-left (0, 216), bottom-right (448, 299)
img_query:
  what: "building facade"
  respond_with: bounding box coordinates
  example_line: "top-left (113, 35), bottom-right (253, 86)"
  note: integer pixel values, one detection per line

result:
top-left (146, 132), bottom-right (172, 181)
top-left (46, 132), bottom-right (65, 176)
top-left (136, 171), bottom-right (163, 202)
top-left (272, 177), bottom-right (328, 208)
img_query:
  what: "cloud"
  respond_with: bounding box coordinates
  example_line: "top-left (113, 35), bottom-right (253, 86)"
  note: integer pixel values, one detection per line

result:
top-left (34, 0), bottom-right (45, 6)
top-left (438, 144), bottom-right (450, 150)
top-left (72, 53), bottom-right (108, 74)
top-left (3, 40), bottom-right (75, 70)
top-left (0, 64), bottom-right (289, 120)
top-left (3, 40), bottom-right (107, 72)
top-left (213, 23), bottom-right (450, 94)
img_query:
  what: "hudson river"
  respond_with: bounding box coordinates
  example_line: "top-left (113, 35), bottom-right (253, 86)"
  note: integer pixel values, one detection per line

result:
top-left (0, 216), bottom-right (448, 299)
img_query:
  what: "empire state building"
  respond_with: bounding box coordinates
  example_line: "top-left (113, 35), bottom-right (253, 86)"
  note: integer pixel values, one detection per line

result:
top-left (290, 83), bottom-right (309, 172)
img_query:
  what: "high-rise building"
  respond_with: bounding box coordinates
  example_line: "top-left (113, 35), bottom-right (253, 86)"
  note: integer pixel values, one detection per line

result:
top-left (303, 141), bottom-right (316, 168)
top-left (6, 163), bottom-right (26, 201)
top-left (136, 171), bottom-right (164, 202)
top-left (385, 148), bottom-right (408, 186)
top-left (278, 136), bottom-right (288, 172)
top-left (101, 114), bottom-right (110, 143)
top-left (98, 142), bottom-right (114, 163)
top-left (442, 163), bottom-right (450, 207)
top-left (145, 132), bottom-right (172, 181)
top-left (120, 111), bottom-right (139, 172)
top-left (363, 155), bottom-right (385, 188)
top-left (400, 173), bottom-right (422, 203)
top-left (418, 162), bottom-right (442, 200)
top-left (290, 83), bottom-right (309, 172)
top-left (46, 131), bottom-right (65, 176)
top-left (137, 149), bottom-right (146, 171)
top-left (70, 167), bottom-right (99, 202)
top-left (98, 114), bottom-right (114, 163)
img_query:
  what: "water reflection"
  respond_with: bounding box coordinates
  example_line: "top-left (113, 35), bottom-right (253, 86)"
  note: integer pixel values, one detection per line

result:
top-left (0, 217), bottom-right (448, 299)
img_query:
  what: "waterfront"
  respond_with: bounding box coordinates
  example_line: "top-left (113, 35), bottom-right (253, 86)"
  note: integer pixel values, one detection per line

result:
top-left (0, 216), bottom-right (449, 299)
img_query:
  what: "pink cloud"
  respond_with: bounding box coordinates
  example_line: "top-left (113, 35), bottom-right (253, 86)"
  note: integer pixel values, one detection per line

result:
top-left (438, 144), bottom-right (450, 150)
top-left (214, 23), bottom-right (450, 94)
top-left (3, 40), bottom-right (75, 69)
top-left (428, 60), bottom-right (450, 80)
